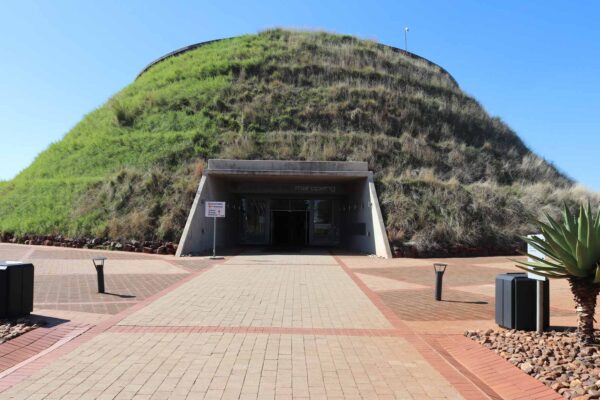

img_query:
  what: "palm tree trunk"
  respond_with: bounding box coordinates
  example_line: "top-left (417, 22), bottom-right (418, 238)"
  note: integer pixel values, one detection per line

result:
top-left (569, 278), bottom-right (600, 345)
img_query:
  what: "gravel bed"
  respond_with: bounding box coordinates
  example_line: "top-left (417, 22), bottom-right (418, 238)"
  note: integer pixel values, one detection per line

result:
top-left (0, 318), bottom-right (42, 344)
top-left (466, 329), bottom-right (600, 399)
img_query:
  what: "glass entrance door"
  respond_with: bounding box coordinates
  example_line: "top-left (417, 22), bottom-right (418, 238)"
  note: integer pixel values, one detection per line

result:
top-left (310, 199), bottom-right (339, 245)
top-left (270, 199), bottom-right (309, 246)
top-left (239, 197), bottom-right (340, 247)
top-left (240, 198), bottom-right (268, 244)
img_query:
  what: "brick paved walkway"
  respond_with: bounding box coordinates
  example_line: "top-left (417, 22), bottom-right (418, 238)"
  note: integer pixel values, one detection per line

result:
top-left (345, 253), bottom-right (578, 332)
top-left (118, 255), bottom-right (390, 329)
top-left (0, 244), bottom-right (571, 399)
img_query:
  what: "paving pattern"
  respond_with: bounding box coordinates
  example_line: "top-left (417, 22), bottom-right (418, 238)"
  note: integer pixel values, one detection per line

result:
top-left (353, 273), bottom-right (429, 292)
top-left (0, 244), bottom-right (576, 399)
top-left (353, 265), bottom-right (511, 287)
top-left (28, 248), bottom-right (159, 261)
top-left (119, 254), bottom-right (391, 329)
top-left (2, 332), bottom-right (462, 400)
top-left (378, 289), bottom-right (495, 321)
top-left (349, 255), bottom-right (578, 330)
top-left (32, 259), bottom-right (187, 276)
top-left (1, 243), bottom-right (194, 319)
top-left (35, 274), bottom-right (187, 315)
top-left (0, 247), bottom-right (466, 399)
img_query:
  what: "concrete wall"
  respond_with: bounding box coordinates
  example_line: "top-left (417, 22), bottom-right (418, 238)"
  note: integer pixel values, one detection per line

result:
top-left (368, 178), bottom-right (393, 258)
top-left (176, 175), bottom-right (239, 256)
top-left (341, 175), bottom-right (392, 258)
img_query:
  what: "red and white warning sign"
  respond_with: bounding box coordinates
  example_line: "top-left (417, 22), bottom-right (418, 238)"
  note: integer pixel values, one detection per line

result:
top-left (205, 201), bottom-right (226, 218)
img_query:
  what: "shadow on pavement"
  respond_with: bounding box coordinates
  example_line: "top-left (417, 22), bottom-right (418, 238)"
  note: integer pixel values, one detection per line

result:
top-left (29, 314), bottom-right (70, 327)
top-left (101, 292), bottom-right (136, 299)
top-left (441, 299), bottom-right (488, 305)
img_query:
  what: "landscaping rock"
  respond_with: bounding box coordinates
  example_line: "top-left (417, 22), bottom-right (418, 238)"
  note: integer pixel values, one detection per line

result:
top-left (521, 362), bottom-right (534, 373)
top-left (0, 318), bottom-right (43, 344)
top-left (0, 233), bottom-right (178, 255)
top-left (466, 329), bottom-right (600, 399)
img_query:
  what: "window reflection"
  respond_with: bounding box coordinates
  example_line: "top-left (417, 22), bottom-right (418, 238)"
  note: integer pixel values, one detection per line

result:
top-left (313, 200), bottom-right (333, 237)
top-left (241, 199), bottom-right (267, 243)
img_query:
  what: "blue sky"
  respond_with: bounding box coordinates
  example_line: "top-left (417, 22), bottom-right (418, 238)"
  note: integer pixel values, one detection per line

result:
top-left (1, 1), bottom-right (599, 189)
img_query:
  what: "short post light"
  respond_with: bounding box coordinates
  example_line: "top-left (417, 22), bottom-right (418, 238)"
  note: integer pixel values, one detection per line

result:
top-left (433, 263), bottom-right (447, 301)
top-left (92, 257), bottom-right (107, 293)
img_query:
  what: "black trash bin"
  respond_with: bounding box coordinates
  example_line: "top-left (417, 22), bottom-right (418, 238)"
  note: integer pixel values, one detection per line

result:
top-left (495, 272), bottom-right (549, 331)
top-left (0, 262), bottom-right (34, 318)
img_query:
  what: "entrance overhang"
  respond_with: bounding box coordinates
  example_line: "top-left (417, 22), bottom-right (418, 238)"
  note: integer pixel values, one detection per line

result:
top-left (176, 159), bottom-right (392, 258)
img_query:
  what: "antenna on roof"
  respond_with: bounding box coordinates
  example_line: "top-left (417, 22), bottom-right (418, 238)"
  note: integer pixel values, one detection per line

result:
top-left (404, 27), bottom-right (410, 51)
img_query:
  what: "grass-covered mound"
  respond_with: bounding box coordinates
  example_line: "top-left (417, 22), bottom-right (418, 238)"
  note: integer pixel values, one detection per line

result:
top-left (1, 29), bottom-right (597, 255)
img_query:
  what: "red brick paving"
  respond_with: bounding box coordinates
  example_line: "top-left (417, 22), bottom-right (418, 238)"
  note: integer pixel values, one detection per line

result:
top-left (377, 288), bottom-right (572, 322)
top-left (354, 265), bottom-right (512, 287)
top-left (167, 258), bottom-right (218, 271)
top-left (34, 273), bottom-right (188, 314)
top-left (29, 247), bottom-right (159, 260)
top-left (404, 333), bottom-right (497, 400)
top-left (0, 320), bottom-right (91, 375)
top-left (379, 288), bottom-right (496, 321)
top-left (356, 265), bottom-right (573, 322)
top-left (333, 253), bottom-right (559, 400)
top-left (432, 335), bottom-right (561, 399)
top-left (35, 301), bottom-right (139, 315)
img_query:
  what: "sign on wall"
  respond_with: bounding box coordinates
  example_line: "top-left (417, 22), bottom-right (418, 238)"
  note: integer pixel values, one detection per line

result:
top-left (205, 201), bottom-right (226, 218)
top-left (234, 182), bottom-right (338, 194)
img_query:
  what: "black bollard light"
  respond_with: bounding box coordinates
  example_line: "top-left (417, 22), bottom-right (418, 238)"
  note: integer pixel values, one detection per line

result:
top-left (92, 257), bottom-right (107, 293)
top-left (433, 263), bottom-right (447, 301)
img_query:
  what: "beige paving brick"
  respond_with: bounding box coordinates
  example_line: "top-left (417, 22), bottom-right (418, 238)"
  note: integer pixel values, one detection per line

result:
top-left (6, 332), bottom-right (465, 399)
top-left (118, 254), bottom-right (391, 329)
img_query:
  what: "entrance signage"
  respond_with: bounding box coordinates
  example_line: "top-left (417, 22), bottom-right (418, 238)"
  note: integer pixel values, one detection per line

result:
top-left (292, 185), bottom-right (336, 194)
top-left (205, 201), bottom-right (225, 260)
top-left (205, 201), bottom-right (226, 218)
top-left (234, 182), bottom-right (338, 194)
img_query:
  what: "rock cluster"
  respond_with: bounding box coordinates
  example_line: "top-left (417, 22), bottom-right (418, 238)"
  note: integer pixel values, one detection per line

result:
top-left (0, 318), bottom-right (42, 344)
top-left (0, 233), bottom-right (177, 255)
top-left (466, 329), bottom-right (600, 399)
top-left (391, 243), bottom-right (524, 258)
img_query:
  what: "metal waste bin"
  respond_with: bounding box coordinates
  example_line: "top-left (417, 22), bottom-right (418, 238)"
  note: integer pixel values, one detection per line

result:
top-left (0, 262), bottom-right (34, 318)
top-left (495, 273), bottom-right (549, 331)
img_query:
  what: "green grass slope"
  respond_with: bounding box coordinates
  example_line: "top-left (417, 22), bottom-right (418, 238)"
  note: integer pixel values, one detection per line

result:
top-left (1, 29), bottom-right (597, 255)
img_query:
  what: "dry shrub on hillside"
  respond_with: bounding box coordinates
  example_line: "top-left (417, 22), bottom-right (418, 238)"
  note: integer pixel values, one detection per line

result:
top-left (74, 163), bottom-right (198, 241)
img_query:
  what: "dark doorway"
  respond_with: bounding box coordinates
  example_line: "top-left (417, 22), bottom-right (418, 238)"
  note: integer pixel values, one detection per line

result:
top-left (272, 211), bottom-right (307, 246)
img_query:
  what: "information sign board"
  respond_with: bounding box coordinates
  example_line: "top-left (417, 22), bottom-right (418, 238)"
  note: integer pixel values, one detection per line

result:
top-left (205, 201), bottom-right (226, 218)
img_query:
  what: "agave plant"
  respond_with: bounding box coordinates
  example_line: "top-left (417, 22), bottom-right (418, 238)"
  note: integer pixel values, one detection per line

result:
top-left (515, 203), bottom-right (600, 344)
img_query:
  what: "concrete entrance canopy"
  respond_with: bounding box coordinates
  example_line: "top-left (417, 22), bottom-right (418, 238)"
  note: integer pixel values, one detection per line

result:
top-left (176, 159), bottom-right (392, 258)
